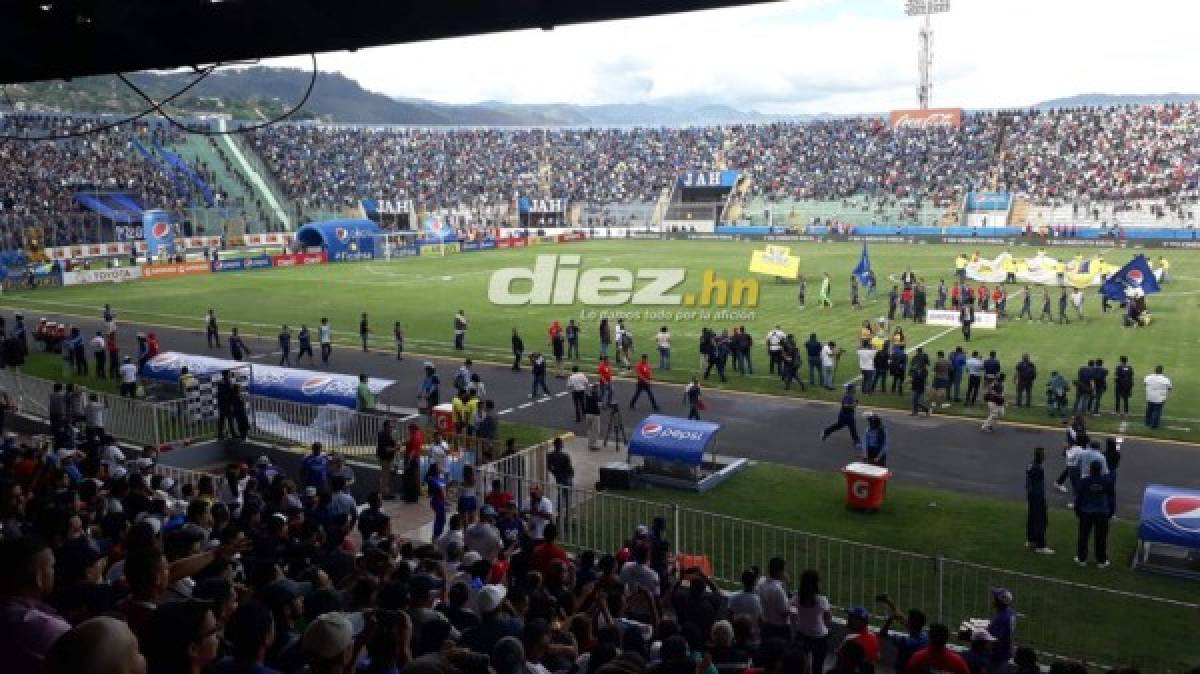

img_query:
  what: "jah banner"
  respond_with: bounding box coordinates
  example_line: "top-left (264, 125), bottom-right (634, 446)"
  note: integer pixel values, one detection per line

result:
top-left (749, 245), bottom-right (800, 279)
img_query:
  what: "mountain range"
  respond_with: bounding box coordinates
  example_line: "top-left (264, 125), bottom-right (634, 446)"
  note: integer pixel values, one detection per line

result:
top-left (3, 67), bottom-right (1199, 126)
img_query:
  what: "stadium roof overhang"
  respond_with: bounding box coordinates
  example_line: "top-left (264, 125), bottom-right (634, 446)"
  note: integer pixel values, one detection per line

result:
top-left (0, 0), bottom-right (776, 85)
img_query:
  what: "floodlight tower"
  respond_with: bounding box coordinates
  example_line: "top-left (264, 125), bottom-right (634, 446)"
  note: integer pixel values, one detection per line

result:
top-left (905, 0), bottom-right (950, 110)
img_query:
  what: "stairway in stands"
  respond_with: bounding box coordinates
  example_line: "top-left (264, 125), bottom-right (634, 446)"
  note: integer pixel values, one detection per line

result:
top-left (171, 135), bottom-right (278, 232)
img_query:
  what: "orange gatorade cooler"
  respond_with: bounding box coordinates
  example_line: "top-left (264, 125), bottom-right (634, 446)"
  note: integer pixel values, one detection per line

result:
top-left (432, 403), bottom-right (455, 436)
top-left (842, 462), bottom-right (890, 512)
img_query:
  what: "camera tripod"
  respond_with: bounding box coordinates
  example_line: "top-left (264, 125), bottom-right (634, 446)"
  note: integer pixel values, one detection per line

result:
top-left (603, 403), bottom-right (627, 450)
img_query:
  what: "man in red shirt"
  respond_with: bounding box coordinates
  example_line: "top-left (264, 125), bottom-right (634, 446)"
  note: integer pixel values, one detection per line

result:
top-left (402, 423), bottom-right (424, 503)
top-left (629, 354), bottom-right (660, 412)
top-left (597, 356), bottom-right (614, 405)
top-left (484, 479), bottom-right (514, 511)
top-left (904, 623), bottom-right (970, 674)
top-left (531, 522), bottom-right (570, 573)
top-left (844, 607), bottom-right (880, 666)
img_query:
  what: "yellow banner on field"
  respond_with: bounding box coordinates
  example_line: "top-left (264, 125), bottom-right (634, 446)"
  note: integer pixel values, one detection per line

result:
top-left (748, 245), bottom-right (800, 279)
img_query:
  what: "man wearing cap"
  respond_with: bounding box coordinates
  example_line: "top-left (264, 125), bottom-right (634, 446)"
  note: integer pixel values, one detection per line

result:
top-left (986, 588), bottom-right (1017, 671)
top-left (523, 484), bottom-right (555, 542)
top-left (327, 454), bottom-right (356, 489)
top-left (843, 606), bottom-right (880, 667)
top-left (903, 623), bottom-right (969, 674)
top-left (820, 384), bottom-right (861, 447)
top-left (407, 572), bottom-right (457, 647)
top-left (461, 584), bottom-right (520, 654)
top-left (264, 578), bottom-right (317, 666)
top-left (301, 612), bottom-right (361, 674)
top-left (962, 628), bottom-right (996, 674)
top-left (464, 505), bottom-right (504, 561)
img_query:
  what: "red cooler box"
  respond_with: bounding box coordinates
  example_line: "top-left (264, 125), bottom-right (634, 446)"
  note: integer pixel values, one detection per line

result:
top-left (432, 403), bottom-right (455, 435)
top-left (842, 462), bottom-right (890, 512)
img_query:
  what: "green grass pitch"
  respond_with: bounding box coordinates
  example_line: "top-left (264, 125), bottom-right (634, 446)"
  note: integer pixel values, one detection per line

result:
top-left (1, 239), bottom-right (1194, 440)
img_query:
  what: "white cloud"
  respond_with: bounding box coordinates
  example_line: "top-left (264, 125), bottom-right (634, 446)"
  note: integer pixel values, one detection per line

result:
top-left (267, 0), bottom-right (1200, 114)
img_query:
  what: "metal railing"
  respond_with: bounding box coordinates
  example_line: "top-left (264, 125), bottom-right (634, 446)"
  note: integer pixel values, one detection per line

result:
top-left (480, 459), bottom-right (1200, 672)
top-left (0, 369), bottom-right (409, 455)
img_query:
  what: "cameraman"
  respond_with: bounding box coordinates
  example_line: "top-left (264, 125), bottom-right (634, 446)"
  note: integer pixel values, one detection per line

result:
top-left (584, 384), bottom-right (603, 450)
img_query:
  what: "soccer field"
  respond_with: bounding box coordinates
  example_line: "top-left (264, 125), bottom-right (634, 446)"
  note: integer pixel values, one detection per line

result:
top-left (3, 239), bottom-right (1196, 440)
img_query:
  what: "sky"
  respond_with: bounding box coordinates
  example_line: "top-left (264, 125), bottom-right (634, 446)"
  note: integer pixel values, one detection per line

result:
top-left (268, 0), bottom-right (1200, 114)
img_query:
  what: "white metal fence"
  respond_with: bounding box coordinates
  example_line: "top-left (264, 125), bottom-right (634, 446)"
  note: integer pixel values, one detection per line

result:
top-left (480, 460), bottom-right (1200, 672)
top-left (0, 369), bottom-right (409, 455)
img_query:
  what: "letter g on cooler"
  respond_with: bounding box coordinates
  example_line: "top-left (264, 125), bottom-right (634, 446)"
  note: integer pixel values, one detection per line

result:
top-left (851, 479), bottom-right (870, 500)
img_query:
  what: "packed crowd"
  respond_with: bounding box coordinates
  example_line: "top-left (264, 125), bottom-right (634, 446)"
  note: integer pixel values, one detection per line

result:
top-left (0, 394), bottom-right (1143, 674)
top-left (4, 103), bottom-right (1200, 247)
top-left (0, 114), bottom-right (207, 248)
top-left (248, 104), bottom-right (1200, 213)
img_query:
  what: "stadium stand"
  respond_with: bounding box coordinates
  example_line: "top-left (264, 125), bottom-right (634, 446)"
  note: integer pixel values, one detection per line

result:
top-left (3, 103), bottom-right (1200, 250)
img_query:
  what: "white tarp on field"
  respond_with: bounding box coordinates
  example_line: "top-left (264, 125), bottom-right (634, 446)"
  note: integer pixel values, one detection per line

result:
top-left (965, 252), bottom-right (1129, 288)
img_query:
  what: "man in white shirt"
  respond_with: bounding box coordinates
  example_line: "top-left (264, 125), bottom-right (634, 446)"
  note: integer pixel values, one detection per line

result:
top-left (98, 440), bottom-right (126, 466)
top-left (464, 505), bottom-right (505, 561)
top-left (90, 332), bottom-right (107, 378)
top-left (755, 557), bottom-right (792, 641)
top-left (655, 327), bottom-right (672, 371)
top-left (566, 366), bottom-right (590, 422)
top-left (766, 327), bottom-right (784, 374)
top-left (523, 484), bottom-right (555, 541)
top-left (1071, 287), bottom-right (1085, 320)
top-left (856, 344), bottom-right (876, 393)
top-left (820, 341), bottom-right (837, 390)
top-left (118, 356), bottom-right (138, 397)
top-left (329, 475), bottom-right (357, 519)
top-left (319, 317), bottom-right (333, 364)
top-left (1143, 365), bottom-right (1173, 429)
top-left (618, 545), bottom-right (660, 597)
top-left (429, 432), bottom-right (451, 474)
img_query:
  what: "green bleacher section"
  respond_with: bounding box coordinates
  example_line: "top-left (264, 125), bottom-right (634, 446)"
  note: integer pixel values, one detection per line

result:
top-left (744, 198), bottom-right (950, 228)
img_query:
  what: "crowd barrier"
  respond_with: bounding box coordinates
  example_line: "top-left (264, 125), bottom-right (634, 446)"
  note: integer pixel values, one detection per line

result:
top-left (0, 369), bottom-right (407, 456)
top-left (480, 457), bottom-right (1200, 672)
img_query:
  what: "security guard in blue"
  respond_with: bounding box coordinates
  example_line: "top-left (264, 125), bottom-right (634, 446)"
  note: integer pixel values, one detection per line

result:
top-left (1025, 447), bottom-right (1052, 554)
top-left (821, 383), bottom-right (861, 447)
top-left (278, 325), bottom-right (292, 366)
top-left (1074, 460), bottom-right (1116, 567)
top-left (862, 412), bottom-right (888, 466)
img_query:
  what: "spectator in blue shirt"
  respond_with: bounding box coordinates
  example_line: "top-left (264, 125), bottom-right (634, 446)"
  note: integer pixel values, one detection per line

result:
top-left (878, 599), bottom-right (927, 673)
top-left (1074, 461), bottom-right (1116, 568)
top-left (862, 413), bottom-right (888, 466)
top-left (986, 588), bottom-right (1016, 669)
top-left (300, 442), bottom-right (329, 492)
top-left (949, 347), bottom-right (967, 402)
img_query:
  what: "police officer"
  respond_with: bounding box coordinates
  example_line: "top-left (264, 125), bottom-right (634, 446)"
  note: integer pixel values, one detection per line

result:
top-left (820, 383), bottom-right (860, 447)
top-left (1025, 447), bottom-right (1053, 554)
top-left (1074, 461), bottom-right (1116, 568)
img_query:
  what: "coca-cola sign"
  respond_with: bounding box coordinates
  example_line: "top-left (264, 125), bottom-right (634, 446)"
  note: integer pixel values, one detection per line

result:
top-left (889, 107), bottom-right (962, 130)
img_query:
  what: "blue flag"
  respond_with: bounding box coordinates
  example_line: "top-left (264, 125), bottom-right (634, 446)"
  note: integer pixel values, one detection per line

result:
top-left (1100, 254), bottom-right (1160, 301)
top-left (852, 242), bottom-right (872, 285)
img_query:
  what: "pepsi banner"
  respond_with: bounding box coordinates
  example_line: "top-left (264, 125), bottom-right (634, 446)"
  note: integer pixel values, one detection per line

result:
top-left (965, 192), bottom-right (1013, 211)
top-left (677, 170), bottom-right (739, 189)
top-left (142, 352), bottom-right (394, 409)
top-left (1101, 254), bottom-right (1161, 302)
top-left (143, 209), bottom-right (177, 257)
top-left (1139, 484), bottom-right (1200, 549)
top-left (211, 255), bottom-right (272, 272)
top-left (628, 415), bottom-right (720, 467)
